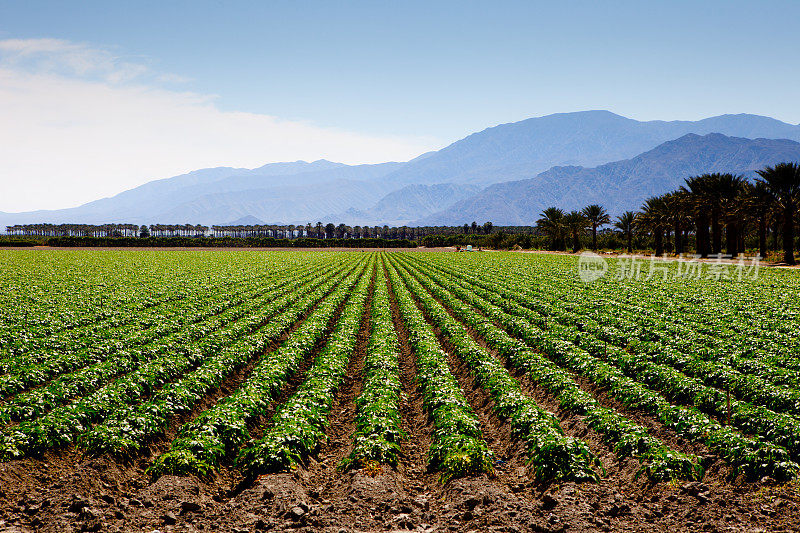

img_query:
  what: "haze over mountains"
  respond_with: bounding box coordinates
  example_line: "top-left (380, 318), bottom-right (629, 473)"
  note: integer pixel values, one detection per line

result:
top-left (3, 110), bottom-right (800, 230)
top-left (417, 134), bottom-right (800, 226)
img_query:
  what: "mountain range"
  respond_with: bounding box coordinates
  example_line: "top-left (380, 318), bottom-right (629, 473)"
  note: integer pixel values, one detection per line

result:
top-left (416, 134), bottom-right (800, 226)
top-left (3, 110), bottom-right (800, 230)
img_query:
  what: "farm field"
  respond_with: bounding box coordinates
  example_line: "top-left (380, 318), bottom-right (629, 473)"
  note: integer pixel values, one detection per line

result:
top-left (1, 249), bottom-right (800, 532)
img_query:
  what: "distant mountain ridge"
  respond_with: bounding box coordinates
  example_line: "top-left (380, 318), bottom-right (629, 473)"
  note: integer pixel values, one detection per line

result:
top-left (222, 215), bottom-right (266, 226)
top-left (416, 133), bottom-right (800, 226)
top-left (0, 160), bottom-right (402, 227)
top-left (3, 110), bottom-right (800, 230)
top-left (322, 183), bottom-right (482, 227)
top-left (378, 111), bottom-right (800, 188)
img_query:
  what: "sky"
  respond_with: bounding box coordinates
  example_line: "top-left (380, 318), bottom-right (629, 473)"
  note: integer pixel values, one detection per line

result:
top-left (1, 0), bottom-right (799, 212)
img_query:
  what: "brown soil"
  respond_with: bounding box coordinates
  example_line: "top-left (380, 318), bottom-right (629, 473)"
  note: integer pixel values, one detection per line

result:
top-left (2, 264), bottom-right (800, 532)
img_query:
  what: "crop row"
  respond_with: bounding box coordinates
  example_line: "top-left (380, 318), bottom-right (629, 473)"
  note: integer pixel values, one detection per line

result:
top-left (0, 253), bottom-right (336, 373)
top-left (508, 264), bottom-right (800, 391)
top-left (0, 260), bottom-right (359, 461)
top-left (389, 256), bottom-right (604, 482)
top-left (401, 254), bottom-right (799, 480)
top-left (0, 251), bottom-right (186, 351)
top-left (0, 251), bottom-right (296, 356)
top-left (393, 254), bottom-right (703, 482)
top-left (386, 259), bottom-right (494, 483)
top-left (416, 257), bottom-right (800, 460)
top-left (0, 260), bottom-right (337, 404)
top-left (0, 266), bottom-right (272, 377)
top-left (495, 255), bottom-right (800, 374)
top-left (148, 258), bottom-right (371, 478)
top-left (238, 259), bottom-right (375, 476)
top-left (77, 259), bottom-right (363, 460)
top-left (340, 260), bottom-right (405, 472)
top-left (0, 263), bottom-right (339, 423)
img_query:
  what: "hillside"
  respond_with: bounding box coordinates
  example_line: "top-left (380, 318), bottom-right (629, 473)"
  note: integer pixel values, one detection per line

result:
top-left (0, 160), bottom-right (401, 227)
top-left (323, 183), bottom-right (482, 226)
top-left (416, 134), bottom-right (800, 226)
top-left (380, 111), bottom-right (800, 187)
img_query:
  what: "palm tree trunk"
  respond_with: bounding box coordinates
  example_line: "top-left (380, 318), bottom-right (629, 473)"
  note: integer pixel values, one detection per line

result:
top-left (674, 219), bottom-right (682, 254)
top-left (712, 208), bottom-right (722, 254)
top-left (626, 231), bottom-right (632, 253)
top-left (758, 215), bottom-right (767, 259)
top-left (697, 214), bottom-right (710, 258)
top-left (726, 221), bottom-right (738, 257)
top-left (654, 229), bottom-right (663, 256)
top-left (592, 225), bottom-right (597, 250)
top-left (572, 231), bottom-right (580, 253)
top-left (772, 220), bottom-right (780, 252)
top-left (783, 199), bottom-right (795, 264)
top-left (737, 221), bottom-right (746, 255)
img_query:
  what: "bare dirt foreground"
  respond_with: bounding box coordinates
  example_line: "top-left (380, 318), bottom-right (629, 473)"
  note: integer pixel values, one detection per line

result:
top-left (2, 414), bottom-right (800, 533)
top-left (3, 414), bottom-right (800, 533)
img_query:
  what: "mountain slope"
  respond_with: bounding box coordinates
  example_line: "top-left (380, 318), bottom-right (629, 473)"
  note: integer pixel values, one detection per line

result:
top-left (155, 179), bottom-right (398, 225)
top-left (0, 160), bottom-right (402, 226)
top-left (382, 111), bottom-right (800, 187)
top-left (221, 215), bottom-right (267, 226)
top-left (417, 134), bottom-right (800, 226)
top-left (77, 159), bottom-right (346, 219)
top-left (323, 183), bottom-right (481, 226)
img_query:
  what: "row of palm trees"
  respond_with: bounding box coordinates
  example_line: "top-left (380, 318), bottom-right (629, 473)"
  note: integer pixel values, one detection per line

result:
top-left (8, 222), bottom-right (503, 241)
top-left (536, 205), bottom-right (614, 253)
top-left (146, 224), bottom-right (209, 237)
top-left (536, 162), bottom-right (800, 265)
top-left (209, 223), bottom-right (500, 240)
top-left (636, 163), bottom-right (800, 264)
top-left (5, 223), bottom-right (141, 237)
top-left (211, 223), bottom-right (419, 240)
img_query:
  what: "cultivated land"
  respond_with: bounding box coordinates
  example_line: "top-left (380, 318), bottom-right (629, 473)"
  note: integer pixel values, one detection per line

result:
top-left (1, 249), bottom-right (800, 532)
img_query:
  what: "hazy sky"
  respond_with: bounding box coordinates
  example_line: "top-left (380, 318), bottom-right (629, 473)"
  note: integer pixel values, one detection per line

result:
top-left (1, 0), bottom-right (799, 212)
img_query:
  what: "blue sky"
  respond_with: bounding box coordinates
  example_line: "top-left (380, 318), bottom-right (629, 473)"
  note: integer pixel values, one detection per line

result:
top-left (0, 0), bottom-right (799, 211)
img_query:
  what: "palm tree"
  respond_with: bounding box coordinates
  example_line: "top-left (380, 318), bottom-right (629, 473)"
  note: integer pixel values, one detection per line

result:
top-left (681, 175), bottom-right (712, 257)
top-left (581, 204), bottom-right (610, 250)
top-left (562, 211), bottom-right (587, 253)
top-left (702, 173), bottom-right (725, 254)
top-left (713, 174), bottom-right (747, 256)
top-left (637, 196), bottom-right (670, 256)
top-left (663, 190), bottom-right (690, 254)
top-left (756, 162), bottom-right (800, 264)
top-left (536, 207), bottom-right (566, 250)
top-left (614, 211), bottom-right (636, 252)
top-left (744, 181), bottom-right (773, 260)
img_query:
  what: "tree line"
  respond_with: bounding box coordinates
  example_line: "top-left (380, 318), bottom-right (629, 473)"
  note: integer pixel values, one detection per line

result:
top-left (7, 221), bottom-right (511, 241)
top-left (535, 162), bottom-right (800, 264)
top-left (5, 223), bottom-right (141, 238)
top-left (209, 221), bottom-right (499, 239)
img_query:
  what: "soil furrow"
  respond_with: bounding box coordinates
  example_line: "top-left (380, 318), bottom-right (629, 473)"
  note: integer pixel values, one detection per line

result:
top-left (402, 257), bottom-right (715, 463)
top-left (306, 264), bottom-right (374, 494)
